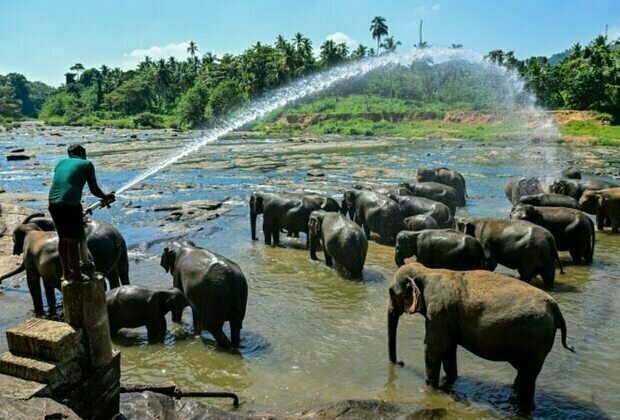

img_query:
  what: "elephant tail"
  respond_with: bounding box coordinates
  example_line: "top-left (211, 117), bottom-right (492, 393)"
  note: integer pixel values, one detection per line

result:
top-left (554, 242), bottom-right (565, 275)
top-left (0, 263), bottom-right (25, 283)
top-left (551, 301), bottom-right (575, 353)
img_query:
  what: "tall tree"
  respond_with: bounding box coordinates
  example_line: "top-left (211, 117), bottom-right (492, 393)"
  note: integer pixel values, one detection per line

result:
top-left (369, 16), bottom-right (389, 53)
top-left (352, 44), bottom-right (369, 59)
top-left (380, 37), bottom-right (401, 53)
top-left (187, 41), bottom-right (199, 58)
top-left (70, 63), bottom-right (85, 79)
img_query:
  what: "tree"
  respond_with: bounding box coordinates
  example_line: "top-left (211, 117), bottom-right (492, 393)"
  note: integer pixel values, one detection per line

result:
top-left (380, 36), bottom-right (401, 53)
top-left (320, 40), bottom-right (345, 67)
top-left (104, 77), bottom-right (152, 114)
top-left (208, 78), bottom-right (247, 117)
top-left (370, 16), bottom-right (389, 53)
top-left (485, 50), bottom-right (505, 65)
top-left (155, 59), bottom-right (172, 107)
top-left (0, 85), bottom-right (22, 118)
top-left (5, 73), bottom-right (35, 117)
top-left (351, 44), bottom-right (369, 59)
top-left (70, 63), bottom-right (85, 79)
top-left (176, 81), bottom-right (209, 127)
top-left (187, 41), bottom-right (199, 58)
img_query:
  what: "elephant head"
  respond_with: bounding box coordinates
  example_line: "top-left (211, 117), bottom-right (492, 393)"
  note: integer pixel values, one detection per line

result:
top-left (249, 192), bottom-right (265, 240)
top-left (388, 274), bottom-right (426, 365)
top-left (394, 231), bottom-right (418, 267)
top-left (510, 204), bottom-right (538, 221)
top-left (164, 288), bottom-right (189, 323)
top-left (341, 190), bottom-right (359, 219)
top-left (308, 211), bottom-right (327, 261)
top-left (549, 179), bottom-right (570, 196)
top-left (12, 213), bottom-right (46, 255)
top-left (579, 190), bottom-right (600, 214)
top-left (416, 168), bottom-right (436, 182)
top-left (455, 217), bottom-right (476, 237)
top-left (160, 246), bottom-right (177, 274)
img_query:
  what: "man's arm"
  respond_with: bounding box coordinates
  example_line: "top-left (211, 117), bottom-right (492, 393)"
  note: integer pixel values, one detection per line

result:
top-left (86, 162), bottom-right (114, 201)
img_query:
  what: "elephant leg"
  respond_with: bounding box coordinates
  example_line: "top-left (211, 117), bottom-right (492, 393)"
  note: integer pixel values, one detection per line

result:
top-left (146, 316), bottom-right (167, 342)
top-left (569, 247), bottom-right (582, 265)
top-left (205, 320), bottom-right (231, 349)
top-left (192, 308), bottom-right (202, 335)
top-left (518, 267), bottom-right (535, 284)
top-left (596, 212), bottom-right (605, 231)
top-left (540, 265), bottom-right (555, 289)
top-left (324, 252), bottom-right (333, 267)
top-left (26, 271), bottom-right (45, 317)
top-left (442, 344), bottom-right (458, 385)
top-left (513, 371), bottom-right (521, 390)
top-left (611, 217), bottom-right (620, 233)
top-left (43, 283), bottom-right (57, 318)
top-left (106, 267), bottom-right (121, 289)
top-left (516, 362), bottom-right (543, 410)
top-left (272, 223), bottom-right (281, 246)
top-left (230, 319), bottom-right (242, 348)
top-left (423, 343), bottom-right (443, 388)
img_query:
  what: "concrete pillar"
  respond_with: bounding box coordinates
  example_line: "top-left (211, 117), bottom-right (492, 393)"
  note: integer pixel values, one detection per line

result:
top-left (62, 275), bottom-right (112, 369)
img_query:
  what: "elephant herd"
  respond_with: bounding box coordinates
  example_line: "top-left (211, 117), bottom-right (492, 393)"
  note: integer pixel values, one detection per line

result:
top-left (3, 163), bottom-right (619, 410)
top-left (250, 165), bottom-right (620, 409)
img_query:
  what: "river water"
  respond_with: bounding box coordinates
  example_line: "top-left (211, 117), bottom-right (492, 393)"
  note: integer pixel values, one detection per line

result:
top-left (1, 126), bottom-right (619, 418)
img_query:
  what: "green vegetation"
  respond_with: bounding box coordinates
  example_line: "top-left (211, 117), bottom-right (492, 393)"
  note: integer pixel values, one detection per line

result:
top-left (559, 120), bottom-right (620, 146)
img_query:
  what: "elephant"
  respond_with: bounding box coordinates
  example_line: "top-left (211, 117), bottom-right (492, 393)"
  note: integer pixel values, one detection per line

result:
top-left (308, 210), bottom-right (368, 279)
top-left (417, 167), bottom-right (467, 206)
top-left (353, 183), bottom-right (413, 197)
top-left (10, 213), bottom-right (130, 288)
top-left (560, 167), bottom-right (581, 179)
top-left (511, 204), bottom-right (595, 264)
top-left (579, 188), bottom-right (620, 232)
top-left (388, 262), bottom-right (575, 409)
top-left (106, 285), bottom-right (188, 342)
top-left (515, 193), bottom-right (581, 210)
top-left (249, 191), bottom-right (338, 246)
top-left (400, 182), bottom-right (458, 214)
top-left (160, 239), bottom-right (248, 348)
top-left (504, 177), bottom-right (544, 204)
top-left (548, 178), bottom-right (618, 201)
top-left (341, 189), bottom-right (403, 245)
top-left (458, 217), bottom-right (563, 287)
top-left (389, 194), bottom-right (453, 228)
top-left (403, 214), bottom-right (439, 231)
top-left (394, 229), bottom-right (485, 269)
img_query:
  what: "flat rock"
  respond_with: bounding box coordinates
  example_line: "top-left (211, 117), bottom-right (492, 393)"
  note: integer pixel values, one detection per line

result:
top-left (0, 373), bottom-right (49, 399)
top-left (9, 148), bottom-right (25, 153)
top-left (6, 155), bottom-right (30, 161)
top-left (0, 396), bottom-right (79, 419)
top-left (307, 170), bottom-right (325, 177)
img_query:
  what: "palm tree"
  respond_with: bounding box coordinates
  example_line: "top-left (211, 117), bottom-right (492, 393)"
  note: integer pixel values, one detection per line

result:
top-left (275, 34), bottom-right (288, 51)
top-left (202, 52), bottom-right (218, 66)
top-left (337, 42), bottom-right (350, 58)
top-left (320, 39), bottom-right (341, 67)
top-left (187, 41), bottom-right (199, 58)
top-left (370, 16), bottom-right (389, 53)
top-left (380, 36), bottom-right (401, 53)
top-left (155, 59), bottom-right (172, 107)
top-left (351, 44), bottom-right (369, 59)
top-left (485, 49), bottom-right (505, 65)
top-left (293, 32), bottom-right (306, 50)
top-left (70, 63), bottom-right (85, 79)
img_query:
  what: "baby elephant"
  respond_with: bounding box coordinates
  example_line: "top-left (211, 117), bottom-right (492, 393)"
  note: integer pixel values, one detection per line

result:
top-left (403, 214), bottom-right (439, 231)
top-left (106, 285), bottom-right (188, 342)
top-left (580, 188), bottom-right (620, 232)
top-left (395, 229), bottom-right (485, 269)
top-left (309, 210), bottom-right (368, 279)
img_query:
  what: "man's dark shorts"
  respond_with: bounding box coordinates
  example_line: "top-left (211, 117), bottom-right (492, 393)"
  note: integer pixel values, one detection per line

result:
top-left (48, 204), bottom-right (84, 239)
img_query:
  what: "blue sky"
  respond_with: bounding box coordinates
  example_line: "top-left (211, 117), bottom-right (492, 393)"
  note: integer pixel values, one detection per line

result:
top-left (1, 0), bottom-right (618, 86)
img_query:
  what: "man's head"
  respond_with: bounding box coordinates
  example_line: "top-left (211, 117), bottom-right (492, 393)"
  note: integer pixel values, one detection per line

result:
top-left (67, 144), bottom-right (86, 159)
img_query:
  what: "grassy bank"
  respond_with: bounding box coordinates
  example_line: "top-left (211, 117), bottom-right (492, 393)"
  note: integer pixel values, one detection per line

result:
top-left (42, 112), bottom-right (179, 129)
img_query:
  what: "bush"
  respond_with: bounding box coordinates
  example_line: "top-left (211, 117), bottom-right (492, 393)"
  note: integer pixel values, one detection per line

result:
top-left (133, 112), bottom-right (164, 128)
top-left (175, 82), bottom-right (209, 127)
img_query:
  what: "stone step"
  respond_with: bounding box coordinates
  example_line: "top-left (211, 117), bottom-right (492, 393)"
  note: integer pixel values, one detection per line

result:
top-left (6, 318), bottom-right (83, 362)
top-left (0, 352), bottom-right (81, 391)
top-left (0, 372), bottom-right (50, 399)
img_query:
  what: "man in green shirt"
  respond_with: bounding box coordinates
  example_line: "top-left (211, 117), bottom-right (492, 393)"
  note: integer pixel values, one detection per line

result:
top-left (48, 144), bottom-right (115, 281)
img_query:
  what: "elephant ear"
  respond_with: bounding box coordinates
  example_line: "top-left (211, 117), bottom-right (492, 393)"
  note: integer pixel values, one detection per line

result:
top-left (597, 194), bottom-right (606, 208)
top-left (160, 247), bottom-right (174, 273)
top-left (404, 276), bottom-right (424, 315)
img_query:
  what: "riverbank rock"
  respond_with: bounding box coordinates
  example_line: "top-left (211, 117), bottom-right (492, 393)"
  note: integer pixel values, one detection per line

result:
top-left (307, 169), bottom-right (325, 177)
top-left (0, 396), bottom-right (80, 419)
top-left (6, 155), bottom-right (31, 161)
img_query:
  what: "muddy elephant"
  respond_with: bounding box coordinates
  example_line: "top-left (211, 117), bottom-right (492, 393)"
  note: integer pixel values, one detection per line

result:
top-left (400, 182), bottom-right (458, 214)
top-left (417, 167), bottom-right (467, 206)
top-left (403, 214), bottom-right (439, 231)
top-left (511, 204), bottom-right (595, 264)
top-left (515, 193), bottom-right (581, 210)
top-left (308, 210), bottom-right (368, 279)
top-left (10, 213), bottom-right (130, 288)
top-left (160, 239), bottom-right (248, 348)
top-left (504, 177), bottom-right (545, 204)
top-left (458, 217), bottom-right (563, 287)
top-left (580, 188), bottom-right (620, 232)
top-left (548, 178), bottom-right (618, 201)
top-left (560, 167), bottom-right (581, 179)
top-left (249, 191), bottom-right (338, 246)
top-left (341, 189), bottom-right (403, 245)
top-left (394, 229), bottom-right (485, 269)
top-left (389, 194), bottom-right (453, 228)
top-left (388, 263), bottom-right (575, 409)
top-left (106, 285), bottom-right (188, 342)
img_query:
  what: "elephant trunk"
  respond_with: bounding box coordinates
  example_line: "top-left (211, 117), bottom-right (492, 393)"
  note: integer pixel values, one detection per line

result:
top-left (394, 250), bottom-right (405, 267)
top-left (0, 263), bottom-right (25, 283)
top-left (309, 232), bottom-right (319, 260)
top-left (388, 308), bottom-right (403, 365)
top-left (250, 206), bottom-right (258, 241)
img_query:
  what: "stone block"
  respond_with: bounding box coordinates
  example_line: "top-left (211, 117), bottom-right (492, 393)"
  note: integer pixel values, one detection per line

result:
top-left (0, 373), bottom-right (50, 399)
top-left (6, 318), bottom-right (83, 362)
top-left (0, 352), bottom-right (82, 392)
top-left (0, 396), bottom-right (80, 419)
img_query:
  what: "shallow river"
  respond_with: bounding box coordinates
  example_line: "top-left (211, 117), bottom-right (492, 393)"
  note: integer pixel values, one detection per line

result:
top-left (1, 126), bottom-right (619, 418)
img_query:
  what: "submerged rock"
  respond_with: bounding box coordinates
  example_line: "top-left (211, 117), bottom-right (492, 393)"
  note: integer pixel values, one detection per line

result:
top-left (6, 155), bottom-right (30, 161)
top-left (307, 169), bottom-right (325, 177)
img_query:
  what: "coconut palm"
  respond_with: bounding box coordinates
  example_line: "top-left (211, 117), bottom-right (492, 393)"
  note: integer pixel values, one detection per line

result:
top-left (370, 16), bottom-right (389, 53)
top-left (351, 44), bottom-right (369, 59)
top-left (380, 36), bottom-right (401, 53)
top-left (320, 39), bottom-right (341, 67)
top-left (187, 41), bottom-right (199, 58)
top-left (70, 63), bottom-right (85, 79)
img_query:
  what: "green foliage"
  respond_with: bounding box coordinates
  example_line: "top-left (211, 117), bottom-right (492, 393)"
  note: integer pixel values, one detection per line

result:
top-left (175, 82), bottom-right (209, 127)
top-left (40, 91), bottom-right (85, 123)
top-left (560, 120), bottom-right (620, 145)
top-left (208, 79), bottom-right (247, 117)
top-left (104, 77), bottom-right (152, 114)
top-left (133, 112), bottom-right (164, 128)
top-left (0, 85), bottom-right (22, 118)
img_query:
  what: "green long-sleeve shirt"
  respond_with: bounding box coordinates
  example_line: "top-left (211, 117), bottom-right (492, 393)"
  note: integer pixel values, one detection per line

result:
top-left (48, 157), bottom-right (97, 206)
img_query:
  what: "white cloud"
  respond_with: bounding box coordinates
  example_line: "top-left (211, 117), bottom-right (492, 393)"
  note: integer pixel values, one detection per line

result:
top-left (609, 26), bottom-right (620, 41)
top-left (418, 3), bottom-right (440, 13)
top-left (325, 32), bottom-right (358, 48)
top-left (122, 41), bottom-right (191, 69)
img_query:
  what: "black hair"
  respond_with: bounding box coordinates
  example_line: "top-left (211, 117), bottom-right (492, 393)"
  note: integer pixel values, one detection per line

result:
top-left (67, 143), bottom-right (86, 158)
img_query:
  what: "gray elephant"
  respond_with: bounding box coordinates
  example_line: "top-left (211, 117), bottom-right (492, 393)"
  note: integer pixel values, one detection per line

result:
top-left (283, 193), bottom-right (341, 238)
top-left (10, 213), bottom-right (129, 288)
top-left (394, 229), bottom-right (485, 269)
top-left (389, 194), bottom-right (453, 228)
top-left (560, 167), bottom-right (581, 179)
top-left (515, 193), bottom-right (581, 210)
top-left (160, 239), bottom-right (248, 349)
top-left (504, 177), bottom-right (545, 204)
top-left (403, 214), bottom-right (439, 231)
top-left (308, 210), bottom-right (368, 279)
top-left (580, 188), bottom-right (620, 232)
top-left (548, 178), bottom-right (618, 200)
top-left (511, 204), bottom-right (595, 264)
top-left (353, 183), bottom-right (413, 197)
top-left (417, 167), bottom-right (467, 206)
top-left (106, 285), bottom-right (188, 342)
top-left (341, 189), bottom-right (403, 245)
top-left (388, 263), bottom-right (575, 409)
top-left (458, 217), bottom-right (563, 287)
top-left (400, 182), bottom-right (459, 214)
